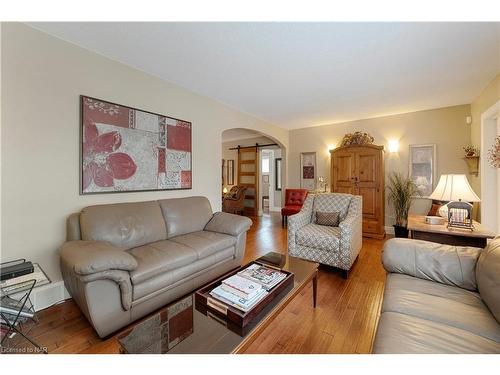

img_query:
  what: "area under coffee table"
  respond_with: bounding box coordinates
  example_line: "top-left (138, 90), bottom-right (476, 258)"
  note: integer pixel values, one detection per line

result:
top-left (117, 252), bottom-right (319, 354)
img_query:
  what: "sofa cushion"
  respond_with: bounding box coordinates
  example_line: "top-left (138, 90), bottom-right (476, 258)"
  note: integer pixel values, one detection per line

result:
top-left (296, 223), bottom-right (340, 251)
top-left (159, 197), bottom-right (213, 238)
top-left (127, 240), bottom-right (197, 284)
top-left (169, 231), bottom-right (236, 260)
top-left (476, 236), bottom-right (500, 323)
top-left (382, 273), bottom-right (500, 342)
top-left (80, 201), bottom-right (167, 250)
top-left (132, 247), bottom-right (236, 301)
top-left (312, 193), bottom-right (351, 221)
top-left (374, 311), bottom-right (500, 354)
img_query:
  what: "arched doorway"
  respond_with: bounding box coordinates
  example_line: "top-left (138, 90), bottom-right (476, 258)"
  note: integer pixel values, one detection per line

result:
top-left (221, 128), bottom-right (286, 217)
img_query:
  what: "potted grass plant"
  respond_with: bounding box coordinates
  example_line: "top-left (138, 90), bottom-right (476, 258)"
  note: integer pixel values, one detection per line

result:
top-left (387, 172), bottom-right (420, 238)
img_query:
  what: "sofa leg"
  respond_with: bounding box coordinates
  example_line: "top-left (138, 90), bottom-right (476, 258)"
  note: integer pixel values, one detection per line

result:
top-left (282, 215), bottom-right (284, 227)
top-left (341, 269), bottom-right (349, 279)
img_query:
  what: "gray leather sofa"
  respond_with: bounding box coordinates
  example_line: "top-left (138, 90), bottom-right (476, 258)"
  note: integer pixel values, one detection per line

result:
top-left (373, 237), bottom-right (500, 353)
top-left (60, 196), bottom-right (252, 338)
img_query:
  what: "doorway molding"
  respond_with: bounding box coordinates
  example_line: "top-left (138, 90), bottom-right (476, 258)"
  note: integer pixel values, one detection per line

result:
top-left (480, 99), bottom-right (500, 232)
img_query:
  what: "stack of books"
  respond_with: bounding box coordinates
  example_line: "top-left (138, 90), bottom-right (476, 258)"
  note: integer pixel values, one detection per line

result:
top-left (209, 263), bottom-right (287, 313)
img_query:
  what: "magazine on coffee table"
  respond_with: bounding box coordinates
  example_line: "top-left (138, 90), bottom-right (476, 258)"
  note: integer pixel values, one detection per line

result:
top-left (237, 264), bottom-right (287, 290)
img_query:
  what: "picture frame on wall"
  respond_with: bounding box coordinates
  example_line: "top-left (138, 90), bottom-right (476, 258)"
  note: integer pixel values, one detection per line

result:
top-left (275, 158), bottom-right (282, 191)
top-left (222, 159), bottom-right (225, 186)
top-left (80, 95), bottom-right (192, 194)
top-left (300, 152), bottom-right (316, 191)
top-left (409, 144), bottom-right (436, 197)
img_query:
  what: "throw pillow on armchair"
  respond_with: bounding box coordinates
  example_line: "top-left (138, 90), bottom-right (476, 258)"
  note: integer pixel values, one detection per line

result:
top-left (315, 211), bottom-right (340, 227)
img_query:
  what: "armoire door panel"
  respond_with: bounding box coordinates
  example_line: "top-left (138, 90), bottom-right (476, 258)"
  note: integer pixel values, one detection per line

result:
top-left (358, 187), bottom-right (377, 217)
top-left (335, 155), bottom-right (354, 183)
top-left (358, 154), bottom-right (377, 182)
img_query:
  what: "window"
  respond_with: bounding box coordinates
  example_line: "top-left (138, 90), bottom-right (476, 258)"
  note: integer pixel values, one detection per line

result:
top-left (262, 157), bottom-right (270, 173)
top-left (275, 158), bottom-right (282, 191)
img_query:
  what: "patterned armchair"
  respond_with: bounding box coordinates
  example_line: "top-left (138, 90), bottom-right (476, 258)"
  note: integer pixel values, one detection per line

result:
top-left (288, 193), bottom-right (363, 278)
top-left (222, 186), bottom-right (247, 215)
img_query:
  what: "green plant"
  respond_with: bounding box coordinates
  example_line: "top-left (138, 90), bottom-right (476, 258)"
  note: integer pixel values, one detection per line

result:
top-left (387, 172), bottom-right (420, 227)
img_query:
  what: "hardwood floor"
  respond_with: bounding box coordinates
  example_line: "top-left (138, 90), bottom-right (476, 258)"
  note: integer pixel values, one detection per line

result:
top-left (20, 213), bottom-right (387, 354)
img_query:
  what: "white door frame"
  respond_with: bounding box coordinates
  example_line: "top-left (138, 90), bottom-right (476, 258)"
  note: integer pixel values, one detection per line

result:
top-left (258, 149), bottom-right (273, 216)
top-left (480, 100), bottom-right (500, 232)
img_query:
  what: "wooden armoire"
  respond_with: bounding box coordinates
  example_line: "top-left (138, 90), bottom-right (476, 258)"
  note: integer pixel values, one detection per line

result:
top-left (330, 144), bottom-right (385, 239)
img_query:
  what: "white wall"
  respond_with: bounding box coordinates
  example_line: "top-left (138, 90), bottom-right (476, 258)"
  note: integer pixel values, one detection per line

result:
top-left (1, 23), bottom-right (288, 283)
top-left (289, 105), bottom-right (472, 226)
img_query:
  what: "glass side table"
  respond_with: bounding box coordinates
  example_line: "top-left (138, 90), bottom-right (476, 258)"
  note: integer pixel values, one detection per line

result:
top-left (1, 260), bottom-right (51, 354)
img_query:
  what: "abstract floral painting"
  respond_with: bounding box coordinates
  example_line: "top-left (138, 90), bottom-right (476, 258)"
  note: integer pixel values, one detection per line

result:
top-left (81, 96), bottom-right (192, 194)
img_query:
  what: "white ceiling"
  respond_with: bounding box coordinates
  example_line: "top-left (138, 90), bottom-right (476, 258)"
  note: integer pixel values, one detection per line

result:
top-left (29, 22), bottom-right (499, 129)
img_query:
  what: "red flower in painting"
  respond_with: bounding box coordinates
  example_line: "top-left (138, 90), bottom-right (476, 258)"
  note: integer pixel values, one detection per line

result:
top-left (82, 121), bottom-right (137, 190)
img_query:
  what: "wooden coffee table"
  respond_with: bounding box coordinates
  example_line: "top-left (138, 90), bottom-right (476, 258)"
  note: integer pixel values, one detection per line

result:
top-left (408, 214), bottom-right (496, 248)
top-left (117, 253), bottom-right (319, 354)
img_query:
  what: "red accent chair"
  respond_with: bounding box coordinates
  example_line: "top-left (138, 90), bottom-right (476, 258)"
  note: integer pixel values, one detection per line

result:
top-left (281, 189), bottom-right (309, 227)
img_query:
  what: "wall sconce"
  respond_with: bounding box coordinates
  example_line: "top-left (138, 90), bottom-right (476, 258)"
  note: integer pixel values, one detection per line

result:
top-left (388, 139), bottom-right (399, 153)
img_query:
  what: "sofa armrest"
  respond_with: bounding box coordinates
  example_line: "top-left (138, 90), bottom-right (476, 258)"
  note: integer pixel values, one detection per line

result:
top-left (205, 212), bottom-right (252, 236)
top-left (60, 241), bottom-right (138, 275)
top-left (382, 238), bottom-right (481, 291)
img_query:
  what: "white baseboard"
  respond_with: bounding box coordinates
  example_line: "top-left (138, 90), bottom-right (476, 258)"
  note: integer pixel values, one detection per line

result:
top-left (10, 280), bottom-right (70, 312)
top-left (384, 226), bottom-right (395, 235)
top-left (270, 206), bottom-right (281, 212)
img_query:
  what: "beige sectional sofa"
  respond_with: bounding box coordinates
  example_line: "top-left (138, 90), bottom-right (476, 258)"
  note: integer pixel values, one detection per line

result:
top-left (373, 237), bottom-right (500, 353)
top-left (60, 196), bottom-right (252, 338)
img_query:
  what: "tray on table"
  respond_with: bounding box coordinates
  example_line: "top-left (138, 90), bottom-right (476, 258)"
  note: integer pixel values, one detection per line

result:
top-left (195, 260), bottom-right (294, 327)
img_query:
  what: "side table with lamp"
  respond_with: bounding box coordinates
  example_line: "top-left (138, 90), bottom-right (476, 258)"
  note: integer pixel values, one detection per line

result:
top-left (408, 174), bottom-right (495, 247)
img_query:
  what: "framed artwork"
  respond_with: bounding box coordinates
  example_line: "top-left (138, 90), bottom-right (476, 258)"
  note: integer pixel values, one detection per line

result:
top-left (80, 96), bottom-right (192, 194)
top-left (409, 144), bottom-right (436, 197)
top-left (275, 158), bottom-right (282, 191)
top-left (300, 152), bottom-right (316, 191)
top-left (226, 160), bottom-right (235, 185)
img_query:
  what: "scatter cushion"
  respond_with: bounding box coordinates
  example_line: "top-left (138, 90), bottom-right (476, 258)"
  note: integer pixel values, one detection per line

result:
top-left (315, 211), bottom-right (340, 227)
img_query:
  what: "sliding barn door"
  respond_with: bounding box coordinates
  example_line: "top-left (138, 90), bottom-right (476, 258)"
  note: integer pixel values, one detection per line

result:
top-left (238, 147), bottom-right (259, 216)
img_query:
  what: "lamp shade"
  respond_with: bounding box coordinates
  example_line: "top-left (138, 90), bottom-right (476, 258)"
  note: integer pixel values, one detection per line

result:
top-left (428, 174), bottom-right (480, 202)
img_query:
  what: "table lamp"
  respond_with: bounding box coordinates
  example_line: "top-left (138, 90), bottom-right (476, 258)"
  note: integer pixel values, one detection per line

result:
top-left (428, 174), bottom-right (480, 230)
